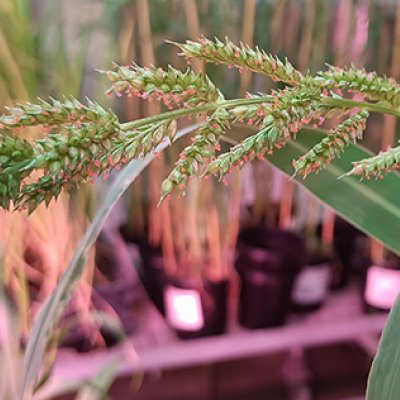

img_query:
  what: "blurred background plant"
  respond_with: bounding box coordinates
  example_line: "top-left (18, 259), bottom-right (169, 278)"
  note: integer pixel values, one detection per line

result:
top-left (0, 0), bottom-right (117, 352)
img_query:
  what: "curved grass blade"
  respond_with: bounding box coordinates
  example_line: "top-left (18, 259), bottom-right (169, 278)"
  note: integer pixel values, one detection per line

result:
top-left (366, 295), bottom-right (400, 400)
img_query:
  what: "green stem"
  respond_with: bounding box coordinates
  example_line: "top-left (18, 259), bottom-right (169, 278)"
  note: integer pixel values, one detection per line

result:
top-left (120, 96), bottom-right (273, 131)
top-left (321, 97), bottom-right (400, 118)
top-left (120, 95), bottom-right (400, 133)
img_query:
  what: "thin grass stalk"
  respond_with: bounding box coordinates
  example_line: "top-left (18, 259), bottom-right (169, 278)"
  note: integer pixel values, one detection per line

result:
top-left (334, 0), bottom-right (353, 68)
top-left (323, 0), bottom-right (354, 248)
top-left (169, 193), bottom-right (186, 272)
top-left (270, 0), bottom-right (287, 53)
top-left (165, 1), bottom-right (189, 272)
top-left (0, 27), bottom-right (29, 102)
top-left (280, 0), bottom-right (316, 230)
top-left (120, 3), bottom-right (141, 123)
top-left (251, 161), bottom-right (275, 227)
top-left (161, 201), bottom-right (178, 276)
top-left (137, 0), bottom-right (163, 247)
top-left (185, 181), bottom-right (203, 277)
top-left (279, 181), bottom-right (295, 229)
top-left (313, 0), bottom-right (330, 70)
top-left (183, 0), bottom-right (203, 73)
top-left (119, 3), bottom-right (146, 237)
top-left (223, 167), bottom-right (241, 273)
top-left (183, 0), bottom-right (205, 278)
top-left (169, 0), bottom-right (183, 68)
top-left (298, 0), bottom-right (316, 73)
top-left (283, 0), bottom-right (302, 61)
top-left (371, 0), bottom-right (400, 263)
top-left (369, 2), bottom-right (392, 262)
top-left (207, 205), bottom-right (222, 280)
top-left (239, 0), bottom-right (256, 96)
top-left (157, 1), bottom-right (187, 276)
top-left (240, 0), bottom-right (273, 227)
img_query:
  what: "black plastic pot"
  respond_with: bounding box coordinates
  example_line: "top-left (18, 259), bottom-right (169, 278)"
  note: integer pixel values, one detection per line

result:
top-left (331, 217), bottom-right (361, 289)
top-left (164, 277), bottom-right (228, 339)
top-left (291, 252), bottom-right (333, 313)
top-left (235, 227), bottom-right (305, 329)
top-left (138, 243), bottom-right (167, 315)
top-left (120, 225), bottom-right (167, 315)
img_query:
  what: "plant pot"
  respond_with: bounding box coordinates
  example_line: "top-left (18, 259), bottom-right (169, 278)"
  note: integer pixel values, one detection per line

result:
top-left (138, 243), bottom-right (167, 315)
top-left (164, 277), bottom-right (228, 339)
top-left (364, 255), bottom-right (400, 313)
top-left (235, 227), bottom-right (305, 329)
top-left (331, 217), bottom-right (361, 289)
top-left (120, 224), bottom-right (167, 315)
top-left (291, 252), bottom-right (333, 313)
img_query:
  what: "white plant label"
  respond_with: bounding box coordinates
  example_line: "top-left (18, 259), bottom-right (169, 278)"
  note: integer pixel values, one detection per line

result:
top-left (365, 265), bottom-right (400, 310)
top-left (164, 286), bottom-right (204, 331)
top-left (292, 263), bottom-right (331, 305)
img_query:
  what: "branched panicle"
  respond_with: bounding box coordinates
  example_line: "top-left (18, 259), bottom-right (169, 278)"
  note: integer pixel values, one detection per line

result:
top-left (11, 120), bottom-right (179, 211)
top-left (0, 96), bottom-right (123, 210)
top-left (294, 110), bottom-right (369, 177)
top-left (10, 122), bottom-right (123, 211)
top-left (161, 109), bottom-right (231, 200)
top-left (205, 87), bottom-right (323, 178)
top-left (0, 97), bottom-right (118, 130)
top-left (347, 145), bottom-right (400, 179)
top-left (176, 37), bottom-right (303, 85)
top-left (111, 120), bottom-right (177, 163)
top-left (2, 37), bottom-right (400, 212)
top-left (104, 64), bottom-right (223, 107)
top-left (318, 66), bottom-right (400, 107)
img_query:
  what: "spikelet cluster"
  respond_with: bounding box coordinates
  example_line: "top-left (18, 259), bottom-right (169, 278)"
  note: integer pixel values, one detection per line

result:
top-left (348, 145), bottom-right (400, 179)
top-left (204, 87), bottom-right (323, 178)
top-left (318, 66), bottom-right (400, 107)
top-left (0, 97), bottom-right (117, 130)
top-left (294, 110), bottom-right (369, 177)
top-left (177, 37), bottom-right (303, 85)
top-left (0, 98), bottom-right (122, 211)
top-left (15, 124), bottom-right (122, 212)
top-left (161, 109), bottom-right (230, 199)
top-left (104, 63), bottom-right (223, 107)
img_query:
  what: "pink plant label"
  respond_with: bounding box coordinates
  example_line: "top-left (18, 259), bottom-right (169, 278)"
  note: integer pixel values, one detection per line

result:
top-left (365, 266), bottom-right (400, 310)
top-left (165, 286), bottom-right (204, 331)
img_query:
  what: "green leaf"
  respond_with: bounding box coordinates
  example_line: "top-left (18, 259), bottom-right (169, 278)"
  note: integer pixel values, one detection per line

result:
top-left (21, 123), bottom-right (200, 399)
top-left (265, 127), bottom-right (400, 255)
top-left (74, 362), bottom-right (118, 400)
top-left (366, 295), bottom-right (400, 400)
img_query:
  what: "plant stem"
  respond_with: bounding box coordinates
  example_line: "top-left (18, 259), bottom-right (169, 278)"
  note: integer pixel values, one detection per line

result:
top-left (120, 95), bottom-right (400, 133)
top-left (120, 96), bottom-right (273, 131)
top-left (321, 97), bottom-right (400, 118)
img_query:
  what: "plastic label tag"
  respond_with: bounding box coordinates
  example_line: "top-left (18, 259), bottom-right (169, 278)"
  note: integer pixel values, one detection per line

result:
top-left (164, 286), bottom-right (204, 331)
top-left (365, 265), bottom-right (400, 310)
top-left (292, 263), bottom-right (331, 305)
